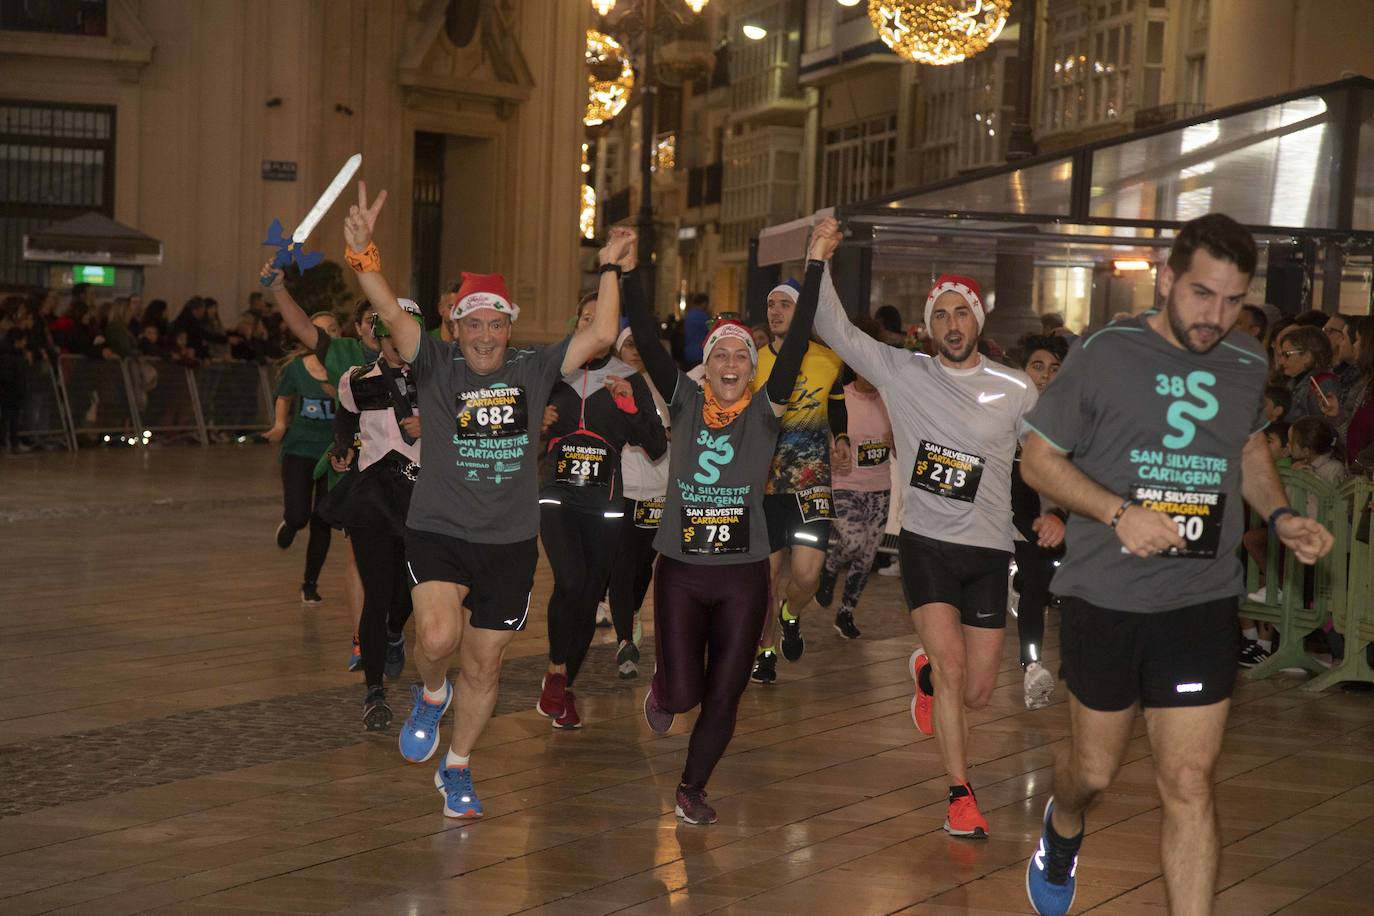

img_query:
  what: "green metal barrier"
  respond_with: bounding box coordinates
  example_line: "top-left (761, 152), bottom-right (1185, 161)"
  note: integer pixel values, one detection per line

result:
top-left (1304, 476), bottom-right (1374, 692)
top-left (1240, 469), bottom-right (1349, 680)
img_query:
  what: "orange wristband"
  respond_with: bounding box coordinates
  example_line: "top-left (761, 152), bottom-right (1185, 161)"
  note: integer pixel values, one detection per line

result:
top-left (345, 242), bottom-right (380, 273)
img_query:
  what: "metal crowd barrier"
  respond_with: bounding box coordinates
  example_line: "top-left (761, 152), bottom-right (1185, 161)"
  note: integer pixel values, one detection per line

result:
top-left (32, 356), bottom-right (272, 449)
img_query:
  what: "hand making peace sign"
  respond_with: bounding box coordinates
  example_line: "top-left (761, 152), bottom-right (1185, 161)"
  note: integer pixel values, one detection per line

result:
top-left (344, 181), bottom-right (388, 254)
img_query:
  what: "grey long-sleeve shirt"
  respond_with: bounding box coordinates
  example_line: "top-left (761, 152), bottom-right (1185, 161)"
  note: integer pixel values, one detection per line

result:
top-left (814, 267), bottom-right (1037, 553)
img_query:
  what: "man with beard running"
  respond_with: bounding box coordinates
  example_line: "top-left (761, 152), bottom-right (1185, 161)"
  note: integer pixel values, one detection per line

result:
top-left (748, 278), bottom-right (849, 685)
top-left (810, 217), bottom-right (1037, 838)
top-left (1021, 213), bottom-right (1334, 915)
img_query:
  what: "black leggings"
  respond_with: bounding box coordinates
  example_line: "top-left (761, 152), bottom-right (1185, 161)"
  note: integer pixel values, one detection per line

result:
top-left (541, 504), bottom-right (620, 686)
top-left (608, 511), bottom-right (658, 643)
top-left (346, 526), bottom-right (413, 688)
top-left (1013, 539), bottom-right (1059, 667)
top-left (652, 555), bottom-right (769, 789)
top-left (281, 453), bottom-right (332, 585)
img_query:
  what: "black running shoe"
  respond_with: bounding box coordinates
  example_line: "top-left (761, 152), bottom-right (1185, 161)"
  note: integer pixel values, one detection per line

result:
top-left (384, 633), bottom-right (406, 679)
top-left (778, 600), bottom-right (804, 662)
top-left (617, 640), bottom-right (639, 679)
top-left (834, 610), bottom-right (860, 639)
top-left (814, 569), bottom-right (837, 609)
top-left (276, 520), bottom-right (296, 550)
top-left (750, 650), bottom-right (778, 685)
top-left (300, 582), bottom-right (322, 604)
top-left (363, 686), bottom-right (391, 731)
top-left (1238, 640), bottom-right (1271, 668)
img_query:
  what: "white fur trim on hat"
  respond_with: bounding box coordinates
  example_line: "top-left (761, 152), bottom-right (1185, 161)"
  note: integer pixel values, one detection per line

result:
top-left (615, 325), bottom-right (633, 353)
top-left (924, 277), bottom-right (990, 332)
top-left (768, 282), bottom-right (799, 303)
top-left (451, 292), bottom-right (520, 323)
top-left (703, 321), bottom-right (758, 366)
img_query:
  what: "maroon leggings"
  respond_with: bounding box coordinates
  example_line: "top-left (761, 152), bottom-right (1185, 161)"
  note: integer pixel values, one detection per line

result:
top-left (651, 554), bottom-right (770, 788)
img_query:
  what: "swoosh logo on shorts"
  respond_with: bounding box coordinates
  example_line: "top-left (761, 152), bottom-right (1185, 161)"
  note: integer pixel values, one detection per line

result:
top-left (977, 392), bottom-right (1005, 404)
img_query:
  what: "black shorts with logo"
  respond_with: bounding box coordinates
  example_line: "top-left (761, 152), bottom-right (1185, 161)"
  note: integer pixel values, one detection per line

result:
top-left (404, 528), bottom-right (538, 631)
top-left (898, 529), bottom-right (1010, 628)
top-left (764, 492), bottom-right (832, 552)
top-left (1059, 595), bottom-right (1240, 711)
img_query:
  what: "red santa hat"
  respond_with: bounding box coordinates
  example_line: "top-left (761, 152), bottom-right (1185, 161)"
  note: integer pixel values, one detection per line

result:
top-left (703, 319), bottom-right (758, 366)
top-left (450, 272), bottom-right (520, 322)
top-left (924, 274), bottom-right (991, 331)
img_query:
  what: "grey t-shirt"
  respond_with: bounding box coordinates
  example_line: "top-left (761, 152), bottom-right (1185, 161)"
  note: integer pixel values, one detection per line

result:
top-left (815, 269), bottom-right (1037, 554)
top-left (1022, 314), bottom-right (1268, 612)
top-left (407, 332), bottom-right (571, 543)
top-left (654, 370), bottom-right (781, 565)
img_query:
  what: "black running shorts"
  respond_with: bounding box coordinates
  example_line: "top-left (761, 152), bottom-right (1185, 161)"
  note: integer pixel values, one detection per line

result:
top-left (404, 528), bottom-right (538, 631)
top-left (764, 492), bottom-right (832, 553)
top-left (898, 529), bottom-right (1010, 628)
top-left (1059, 595), bottom-right (1240, 711)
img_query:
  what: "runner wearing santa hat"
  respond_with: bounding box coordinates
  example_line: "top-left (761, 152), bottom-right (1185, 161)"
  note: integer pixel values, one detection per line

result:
top-left (341, 181), bottom-right (628, 819)
top-left (626, 227), bottom-right (826, 826)
top-left (809, 217), bottom-right (1039, 839)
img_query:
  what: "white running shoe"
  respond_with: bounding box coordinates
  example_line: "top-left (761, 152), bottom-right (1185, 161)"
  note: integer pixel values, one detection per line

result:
top-left (1247, 587), bottom-right (1283, 604)
top-left (878, 562), bottom-right (900, 577)
top-left (1024, 662), bottom-right (1055, 710)
top-left (595, 600), bottom-right (612, 628)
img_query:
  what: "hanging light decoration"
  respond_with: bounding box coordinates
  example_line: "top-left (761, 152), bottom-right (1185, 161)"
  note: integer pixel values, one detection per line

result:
top-left (683, 0), bottom-right (710, 13)
top-left (867, 0), bottom-right (1012, 66)
top-left (585, 30), bottom-right (635, 127)
top-left (590, 0), bottom-right (616, 15)
top-left (580, 184), bottom-right (597, 240)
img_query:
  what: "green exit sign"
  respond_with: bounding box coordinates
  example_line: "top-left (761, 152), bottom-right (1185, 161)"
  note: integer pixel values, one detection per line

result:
top-left (75, 265), bottom-right (115, 285)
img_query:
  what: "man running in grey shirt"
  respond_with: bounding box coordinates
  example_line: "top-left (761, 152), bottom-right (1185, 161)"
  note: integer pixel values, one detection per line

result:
top-left (809, 218), bottom-right (1051, 839)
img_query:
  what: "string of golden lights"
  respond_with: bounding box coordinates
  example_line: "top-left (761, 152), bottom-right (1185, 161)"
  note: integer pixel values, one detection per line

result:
top-left (867, 0), bottom-right (1011, 66)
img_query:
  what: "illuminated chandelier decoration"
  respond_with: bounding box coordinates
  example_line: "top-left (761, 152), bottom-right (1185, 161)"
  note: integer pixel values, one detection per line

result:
top-left (591, 0), bottom-right (616, 14)
top-left (580, 184), bottom-right (597, 240)
top-left (682, 0), bottom-right (709, 12)
top-left (867, 0), bottom-right (1012, 66)
top-left (585, 29), bottom-right (635, 127)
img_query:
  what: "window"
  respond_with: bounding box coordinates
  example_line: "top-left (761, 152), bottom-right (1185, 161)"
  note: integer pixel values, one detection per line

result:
top-left (1044, 0), bottom-right (1166, 134)
top-left (0, 100), bottom-right (116, 287)
top-left (0, 0), bottom-right (106, 35)
top-left (820, 114), bottom-right (897, 207)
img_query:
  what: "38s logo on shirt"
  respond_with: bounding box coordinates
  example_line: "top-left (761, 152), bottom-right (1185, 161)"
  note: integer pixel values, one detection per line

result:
top-left (1156, 371), bottom-right (1218, 449)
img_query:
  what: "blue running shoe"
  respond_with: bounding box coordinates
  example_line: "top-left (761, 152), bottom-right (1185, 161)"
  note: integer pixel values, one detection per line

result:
top-left (399, 681), bottom-right (451, 763)
top-left (1027, 798), bottom-right (1079, 916)
top-left (434, 763), bottom-right (483, 818)
top-left (384, 633), bottom-right (406, 679)
top-left (347, 633), bottom-right (361, 672)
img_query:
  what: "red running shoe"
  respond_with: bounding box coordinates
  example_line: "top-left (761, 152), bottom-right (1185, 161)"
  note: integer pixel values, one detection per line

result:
top-left (537, 673), bottom-right (566, 718)
top-left (674, 783), bottom-right (717, 825)
top-left (944, 784), bottom-right (989, 838)
top-left (553, 689), bottom-right (582, 730)
top-left (910, 648), bottom-right (933, 735)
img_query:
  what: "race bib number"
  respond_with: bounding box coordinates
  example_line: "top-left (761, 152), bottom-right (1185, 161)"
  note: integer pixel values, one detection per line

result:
top-left (1132, 486), bottom-right (1226, 559)
top-left (796, 485), bottom-right (833, 523)
top-left (456, 387), bottom-right (527, 439)
top-left (910, 440), bottom-right (984, 503)
top-left (633, 497), bottom-right (665, 529)
top-left (681, 506), bottom-right (750, 555)
top-left (856, 439), bottom-right (890, 467)
top-left (554, 441), bottom-right (609, 487)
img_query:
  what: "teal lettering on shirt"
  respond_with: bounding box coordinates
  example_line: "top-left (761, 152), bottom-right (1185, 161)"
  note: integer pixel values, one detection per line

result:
top-left (1162, 370), bottom-right (1218, 449)
top-left (694, 430), bottom-right (734, 485)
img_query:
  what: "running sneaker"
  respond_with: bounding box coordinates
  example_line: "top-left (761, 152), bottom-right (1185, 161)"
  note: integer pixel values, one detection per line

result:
top-left (363, 685), bottom-right (391, 731)
top-left (632, 611), bottom-right (643, 648)
top-left (399, 681), bottom-right (452, 763)
top-left (1026, 798), bottom-right (1079, 915)
top-left (300, 582), bottom-right (322, 605)
top-left (537, 673), bottom-right (567, 719)
top-left (778, 599), bottom-right (805, 661)
top-left (674, 783), bottom-right (717, 825)
top-left (1238, 639), bottom-right (1271, 668)
top-left (1024, 661), bottom-right (1055, 710)
top-left (877, 561), bottom-right (900, 577)
top-left (434, 763), bottom-right (483, 818)
top-left (944, 784), bottom-right (989, 838)
top-left (385, 633), bottom-right (406, 679)
top-left (347, 633), bottom-right (362, 672)
top-left (275, 520), bottom-right (295, 549)
top-left (834, 610), bottom-right (861, 640)
top-left (617, 640), bottom-right (640, 679)
top-left (643, 684), bottom-right (674, 735)
top-left (595, 600), bottom-right (613, 628)
top-left (814, 568), bottom-right (837, 609)
top-left (750, 649), bottom-right (778, 685)
top-left (910, 649), bottom-right (933, 735)
top-left (553, 690), bottom-right (583, 730)
top-left (1247, 587), bottom-right (1282, 604)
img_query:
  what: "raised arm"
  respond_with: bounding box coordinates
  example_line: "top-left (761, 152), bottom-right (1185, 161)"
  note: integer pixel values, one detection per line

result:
top-left (260, 263), bottom-right (323, 351)
top-left (808, 219), bottom-right (899, 388)
top-left (619, 243), bottom-right (678, 400)
top-left (563, 227), bottom-right (633, 374)
top-left (765, 259), bottom-right (822, 412)
top-left (342, 182), bottom-right (420, 362)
